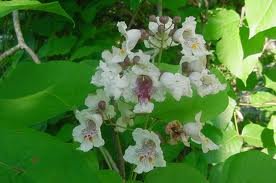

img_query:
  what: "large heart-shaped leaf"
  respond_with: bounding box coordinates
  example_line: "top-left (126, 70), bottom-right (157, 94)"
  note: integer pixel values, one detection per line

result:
top-left (210, 151), bottom-right (276, 183)
top-left (0, 62), bottom-right (95, 128)
top-left (0, 128), bottom-right (100, 183)
top-left (204, 9), bottom-right (263, 84)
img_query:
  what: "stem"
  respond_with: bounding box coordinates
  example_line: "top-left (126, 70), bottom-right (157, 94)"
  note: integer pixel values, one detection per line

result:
top-left (157, 33), bottom-right (164, 65)
top-left (233, 110), bottom-right (239, 135)
top-left (157, 0), bottom-right (162, 16)
top-left (132, 172), bottom-right (137, 182)
top-left (239, 6), bottom-right (245, 27)
top-left (113, 131), bottom-right (126, 179)
top-left (99, 147), bottom-right (112, 170)
top-left (0, 11), bottom-right (41, 63)
top-left (99, 147), bottom-right (120, 173)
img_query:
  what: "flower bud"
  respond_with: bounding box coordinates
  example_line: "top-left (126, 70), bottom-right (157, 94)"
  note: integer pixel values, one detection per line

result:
top-left (173, 16), bottom-right (181, 24)
top-left (149, 15), bottom-right (157, 22)
top-left (158, 24), bottom-right (165, 33)
top-left (133, 55), bottom-right (140, 64)
top-left (159, 16), bottom-right (169, 24)
top-left (169, 28), bottom-right (176, 37)
top-left (140, 29), bottom-right (149, 40)
top-left (98, 100), bottom-right (106, 111)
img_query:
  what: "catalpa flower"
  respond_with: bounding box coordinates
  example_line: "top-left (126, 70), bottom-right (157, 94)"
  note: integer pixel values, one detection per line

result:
top-left (122, 51), bottom-right (165, 113)
top-left (181, 34), bottom-right (210, 56)
top-left (92, 60), bottom-right (128, 99)
top-left (115, 101), bottom-right (135, 132)
top-left (85, 89), bottom-right (116, 120)
top-left (189, 69), bottom-right (226, 97)
top-left (183, 112), bottom-right (219, 153)
top-left (144, 16), bottom-right (177, 50)
top-left (180, 55), bottom-right (207, 75)
top-left (123, 128), bottom-right (166, 174)
top-left (173, 16), bottom-right (196, 43)
top-left (73, 109), bottom-right (105, 152)
top-left (160, 72), bottom-right (192, 101)
top-left (117, 21), bottom-right (141, 53)
top-left (165, 120), bottom-right (190, 146)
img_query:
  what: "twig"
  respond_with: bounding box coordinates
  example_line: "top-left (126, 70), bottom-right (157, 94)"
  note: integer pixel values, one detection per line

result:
top-left (113, 131), bottom-right (126, 179)
top-left (157, 0), bottom-right (162, 16)
top-left (0, 11), bottom-right (41, 64)
top-left (0, 44), bottom-right (20, 60)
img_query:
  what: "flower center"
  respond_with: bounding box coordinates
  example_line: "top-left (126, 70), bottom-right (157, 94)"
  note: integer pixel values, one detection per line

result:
top-left (135, 75), bottom-right (153, 103)
top-left (82, 120), bottom-right (97, 141)
top-left (201, 75), bottom-right (213, 86)
top-left (137, 139), bottom-right (157, 163)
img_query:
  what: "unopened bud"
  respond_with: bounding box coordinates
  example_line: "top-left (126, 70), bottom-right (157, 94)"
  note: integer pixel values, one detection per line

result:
top-left (169, 28), bottom-right (176, 37)
top-left (98, 100), bottom-right (106, 111)
top-left (173, 16), bottom-right (181, 24)
top-left (140, 29), bottom-right (149, 40)
top-left (158, 24), bottom-right (165, 33)
top-left (133, 56), bottom-right (140, 64)
top-left (159, 16), bottom-right (169, 24)
top-left (149, 15), bottom-right (157, 22)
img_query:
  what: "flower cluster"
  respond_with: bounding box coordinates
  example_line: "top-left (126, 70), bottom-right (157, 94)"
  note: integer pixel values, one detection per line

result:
top-left (72, 15), bottom-right (225, 174)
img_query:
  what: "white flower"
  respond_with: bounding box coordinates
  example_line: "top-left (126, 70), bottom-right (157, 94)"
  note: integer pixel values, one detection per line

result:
top-left (115, 101), bottom-right (135, 132)
top-left (101, 46), bottom-right (128, 64)
top-left (73, 109), bottom-right (105, 152)
top-left (123, 128), bottom-right (166, 174)
top-left (160, 72), bottom-right (192, 100)
top-left (117, 21), bottom-right (141, 53)
top-left (181, 34), bottom-right (210, 56)
top-left (144, 16), bottom-right (177, 50)
top-left (189, 69), bottom-right (226, 97)
top-left (183, 112), bottom-right (219, 153)
top-left (122, 51), bottom-right (165, 113)
top-left (173, 16), bottom-right (196, 43)
top-left (180, 55), bottom-right (207, 74)
top-left (92, 61), bottom-right (128, 99)
top-left (85, 89), bottom-right (116, 119)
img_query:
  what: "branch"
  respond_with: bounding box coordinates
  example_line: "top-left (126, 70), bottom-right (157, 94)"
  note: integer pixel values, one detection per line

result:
top-left (113, 131), bottom-right (125, 179)
top-left (0, 11), bottom-right (41, 64)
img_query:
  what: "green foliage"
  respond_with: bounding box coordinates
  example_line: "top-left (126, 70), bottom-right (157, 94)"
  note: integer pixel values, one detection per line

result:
top-left (0, 62), bottom-right (94, 128)
top-left (0, 0), bottom-right (73, 23)
top-left (242, 123), bottom-right (275, 148)
top-left (204, 9), bottom-right (262, 84)
top-left (245, 0), bottom-right (276, 38)
top-left (0, 128), bottom-right (100, 183)
top-left (210, 151), bottom-right (276, 183)
top-left (144, 163), bottom-right (208, 183)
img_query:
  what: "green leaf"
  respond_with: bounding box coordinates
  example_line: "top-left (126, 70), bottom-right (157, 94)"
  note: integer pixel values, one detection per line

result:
top-left (71, 46), bottom-right (96, 61)
top-left (56, 123), bottom-right (74, 142)
top-left (183, 151), bottom-right (208, 176)
top-left (204, 9), bottom-right (262, 84)
top-left (163, 0), bottom-right (187, 13)
top-left (250, 91), bottom-right (276, 111)
top-left (242, 123), bottom-right (275, 148)
top-left (245, 0), bottom-right (276, 38)
top-left (38, 36), bottom-right (77, 57)
top-left (0, 0), bottom-right (73, 24)
top-left (211, 97), bottom-right (236, 129)
top-left (264, 68), bottom-right (276, 91)
top-left (0, 62), bottom-right (94, 128)
top-left (210, 151), bottom-right (276, 183)
top-left (203, 125), bottom-right (243, 163)
top-left (158, 63), bottom-right (179, 73)
top-left (145, 163), bottom-right (208, 183)
top-left (0, 128), bottom-right (100, 183)
top-left (97, 170), bottom-right (122, 183)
